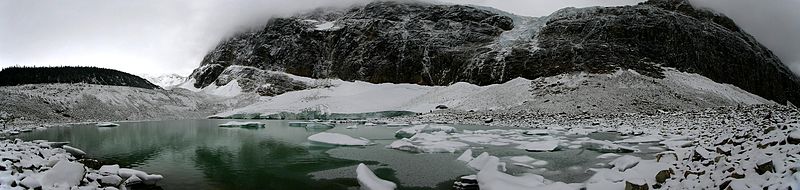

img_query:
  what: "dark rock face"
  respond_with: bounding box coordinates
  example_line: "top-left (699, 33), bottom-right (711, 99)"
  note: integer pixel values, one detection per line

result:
top-left (197, 1), bottom-right (514, 86)
top-left (194, 0), bottom-right (800, 104)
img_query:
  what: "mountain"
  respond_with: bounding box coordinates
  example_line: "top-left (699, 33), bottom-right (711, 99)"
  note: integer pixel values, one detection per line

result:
top-left (141, 73), bottom-right (187, 89)
top-left (0, 66), bottom-right (160, 89)
top-left (191, 0), bottom-right (800, 105)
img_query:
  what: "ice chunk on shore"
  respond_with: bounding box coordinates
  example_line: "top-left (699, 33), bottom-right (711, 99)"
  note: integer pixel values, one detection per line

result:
top-left (308, 132), bottom-right (370, 146)
top-left (218, 121), bottom-right (265, 128)
top-left (476, 156), bottom-right (547, 190)
top-left (95, 122), bottom-right (119, 127)
top-left (62, 145), bottom-right (86, 157)
top-left (356, 163), bottom-right (396, 190)
top-left (394, 125), bottom-right (456, 138)
top-left (609, 155), bottom-right (640, 172)
top-left (41, 161), bottom-right (85, 188)
top-left (582, 140), bottom-right (639, 153)
top-left (516, 140), bottom-right (560, 152)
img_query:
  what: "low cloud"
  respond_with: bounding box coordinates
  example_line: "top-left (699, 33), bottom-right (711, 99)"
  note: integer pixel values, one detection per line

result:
top-left (0, 0), bottom-right (368, 75)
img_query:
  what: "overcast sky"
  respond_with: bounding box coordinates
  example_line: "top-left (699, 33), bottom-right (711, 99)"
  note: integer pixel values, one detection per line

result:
top-left (1, 0), bottom-right (798, 76)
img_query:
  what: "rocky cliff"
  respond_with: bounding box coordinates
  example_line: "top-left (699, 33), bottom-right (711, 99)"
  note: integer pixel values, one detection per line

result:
top-left (193, 0), bottom-right (800, 104)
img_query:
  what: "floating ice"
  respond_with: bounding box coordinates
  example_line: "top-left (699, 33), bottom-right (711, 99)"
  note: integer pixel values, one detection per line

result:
top-left (394, 125), bottom-right (456, 138)
top-left (218, 121), bottom-right (265, 128)
top-left (308, 132), bottom-right (370, 146)
top-left (95, 122), bottom-right (119, 127)
top-left (356, 163), bottom-right (396, 190)
top-left (516, 140), bottom-right (560, 152)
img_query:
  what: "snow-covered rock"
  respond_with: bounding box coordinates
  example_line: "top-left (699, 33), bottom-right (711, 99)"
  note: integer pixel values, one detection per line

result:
top-left (356, 163), bottom-right (396, 190)
top-left (308, 132), bottom-right (370, 146)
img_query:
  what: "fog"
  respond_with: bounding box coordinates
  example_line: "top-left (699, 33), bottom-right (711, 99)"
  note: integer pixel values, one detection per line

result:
top-left (1, 0), bottom-right (797, 76)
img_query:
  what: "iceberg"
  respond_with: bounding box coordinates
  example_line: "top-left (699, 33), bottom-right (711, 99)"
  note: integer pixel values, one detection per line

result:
top-left (356, 163), bottom-right (396, 190)
top-left (95, 122), bottom-right (119, 127)
top-left (308, 132), bottom-right (370, 146)
top-left (394, 125), bottom-right (456, 139)
top-left (218, 121), bottom-right (265, 128)
top-left (516, 140), bottom-right (560, 152)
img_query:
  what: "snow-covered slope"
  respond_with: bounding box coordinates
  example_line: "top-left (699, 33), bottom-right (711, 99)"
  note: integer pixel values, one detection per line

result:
top-left (0, 84), bottom-right (250, 124)
top-left (140, 74), bottom-right (187, 89)
top-left (214, 68), bottom-right (773, 117)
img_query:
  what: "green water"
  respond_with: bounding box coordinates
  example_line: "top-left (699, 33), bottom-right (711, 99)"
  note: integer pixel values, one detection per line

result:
top-left (19, 120), bottom-right (661, 190)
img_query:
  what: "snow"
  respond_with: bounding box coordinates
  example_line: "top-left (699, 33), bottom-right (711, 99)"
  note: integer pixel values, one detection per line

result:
top-left (356, 163), bottom-right (396, 190)
top-left (308, 132), bottom-right (370, 146)
top-left (140, 73), bottom-right (186, 89)
top-left (608, 155), bottom-right (640, 172)
top-left (516, 140), bottom-right (560, 152)
top-left (206, 80), bottom-right (243, 97)
top-left (315, 21), bottom-right (337, 30)
top-left (216, 77), bottom-right (532, 116)
top-left (41, 161), bottom-right (85, 188)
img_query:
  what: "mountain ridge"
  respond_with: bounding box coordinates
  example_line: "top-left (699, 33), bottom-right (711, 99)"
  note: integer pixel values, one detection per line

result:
top-left (191, 0), bottom-right (800, 105)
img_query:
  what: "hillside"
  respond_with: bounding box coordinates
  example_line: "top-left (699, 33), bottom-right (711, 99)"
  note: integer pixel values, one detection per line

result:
top-left (0, 66), bottom-right (160, 89)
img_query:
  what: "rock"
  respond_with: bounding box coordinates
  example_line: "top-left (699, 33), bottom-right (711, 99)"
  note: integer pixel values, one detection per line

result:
top-left (435, 105), bottom-right (449, 109)
top-left (655, 168), bottom-right (673, 183)
top-left (41, 161), bottom-right (85, 188)
top-left (98, 175), bottom-right (123, 186)
top-left (655, 151), bottom-right (678, 163)
top-left (99, 165), bottom-right (120, 176)
top-left (788, 129), bottom-right (800, 144)
top-left (123, 174), bottom-right (142, 186)
top-left (755, 160), bottom-right (775, 175)
top-left (624, 178), bottom-right (649, 190)
top-left (453, 175), bottom-right (479, 190)
top-left (20, 175), bottom-right (41, 189)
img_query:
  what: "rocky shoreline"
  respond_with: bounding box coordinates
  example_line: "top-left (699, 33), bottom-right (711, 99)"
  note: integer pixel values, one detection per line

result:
top-left (0, 138), bottom-right (163, 189)
top-left (381, 104), bottom-right (800, 189)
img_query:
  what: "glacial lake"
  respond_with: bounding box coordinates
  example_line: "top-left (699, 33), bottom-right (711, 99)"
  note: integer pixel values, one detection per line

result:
top-left (19, 120), bottom-right (661, 190)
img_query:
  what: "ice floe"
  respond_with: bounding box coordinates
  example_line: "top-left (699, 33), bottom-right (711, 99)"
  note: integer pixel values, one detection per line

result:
top-left (308, 132), bottom-right (371, 146)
